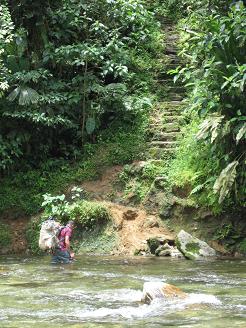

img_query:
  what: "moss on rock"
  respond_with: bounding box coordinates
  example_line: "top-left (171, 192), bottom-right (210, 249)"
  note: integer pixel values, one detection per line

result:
top-left (185, 242), bottom-right (200, 254)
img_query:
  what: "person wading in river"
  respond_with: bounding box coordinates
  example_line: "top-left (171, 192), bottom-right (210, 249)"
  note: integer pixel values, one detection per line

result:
top-left (51, 220), bottom-right (75, 264)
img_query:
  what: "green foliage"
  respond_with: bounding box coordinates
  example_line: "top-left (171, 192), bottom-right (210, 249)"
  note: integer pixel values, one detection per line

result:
top-left (40, 188), bottom-right (110, 230)
top-left (238, 239), bottom-right (246, 255)
top-left (0, 222), bottom-right (11, 248)
top-left (150, 0), bottom-right (230, 21)
top-left (0, 2), bottom-right (14, 97)
top-left (118, 160), bottom-right (170, 204)
top-left (0, 117), bottom-right (146, 217)
top-left (214, 223), bottom-right (234, 240)
top-left (168, 118), bottom-right (224, 213)
top-left (41, 193), bottom-right (70, 218)
top-left (69, 200), bottom-right (111, 230)
top-left (172, 2), bottom-right (246, 209)
top-left (0, 0), bottom-right (161, 172)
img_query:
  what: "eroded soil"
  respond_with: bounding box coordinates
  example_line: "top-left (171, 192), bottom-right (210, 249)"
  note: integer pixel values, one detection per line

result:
top-left (1, 165), bottom-right (173, 255)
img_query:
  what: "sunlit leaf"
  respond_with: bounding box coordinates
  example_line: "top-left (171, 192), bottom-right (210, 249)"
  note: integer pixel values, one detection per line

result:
top-left (86, 117), bottom-right (96, 135)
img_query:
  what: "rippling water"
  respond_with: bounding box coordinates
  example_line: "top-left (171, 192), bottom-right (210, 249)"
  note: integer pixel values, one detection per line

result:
top-left (0, 255), bottom-right (245, 327)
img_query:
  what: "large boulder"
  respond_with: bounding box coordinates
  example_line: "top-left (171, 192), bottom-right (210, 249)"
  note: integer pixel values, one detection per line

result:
top-left (176, 230), bottom-right (216, 260)
top-left (141, 282), bottom-right (187, 304)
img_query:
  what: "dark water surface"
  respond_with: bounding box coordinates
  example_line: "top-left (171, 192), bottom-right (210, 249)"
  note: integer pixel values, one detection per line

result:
top-left (0, 255), bottom-right (245, 327)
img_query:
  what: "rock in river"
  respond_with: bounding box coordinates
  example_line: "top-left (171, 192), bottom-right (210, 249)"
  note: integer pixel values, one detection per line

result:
top-left (176, 230), bottom-right (216, 260)
top-left (141, 282), bottom-right (187, 304)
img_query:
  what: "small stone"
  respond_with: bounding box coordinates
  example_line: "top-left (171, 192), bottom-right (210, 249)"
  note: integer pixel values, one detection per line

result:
top-left (123, 210), bottom-right (138, 220)
top-left (144, 217), bottom-right (160, 228)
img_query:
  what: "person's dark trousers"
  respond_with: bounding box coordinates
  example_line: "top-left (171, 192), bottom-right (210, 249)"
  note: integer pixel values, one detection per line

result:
top-left (51, 249), bottom-right (71, 264)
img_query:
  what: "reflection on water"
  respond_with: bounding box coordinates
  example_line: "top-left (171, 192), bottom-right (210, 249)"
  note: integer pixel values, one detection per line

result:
top-left (0, 255), bottom-right (245, 327)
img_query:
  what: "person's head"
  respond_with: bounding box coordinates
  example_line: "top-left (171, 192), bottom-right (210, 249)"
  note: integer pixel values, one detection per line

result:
top-left (67, 220), bottom-right (75, 229)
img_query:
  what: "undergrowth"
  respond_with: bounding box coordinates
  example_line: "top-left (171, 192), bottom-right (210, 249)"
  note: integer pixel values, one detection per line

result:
top-left (0, 116), bottom-right (148, 217)
top-left (0, 222), bottom-right (12, 248)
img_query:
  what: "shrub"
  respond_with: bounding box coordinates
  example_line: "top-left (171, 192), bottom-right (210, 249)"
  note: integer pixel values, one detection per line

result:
top-left (0, 222), bottom-right (11, 248)
top-left (26, 199), bottom-right (111, 254)
top-left (69, 200), bottom-right (111, 230)
top-left (168, 117), bottom-right (224, 213)
top-left (174, 2), bottom-right (246, 208)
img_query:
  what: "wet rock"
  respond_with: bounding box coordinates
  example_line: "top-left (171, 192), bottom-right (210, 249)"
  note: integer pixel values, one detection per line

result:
top-left (147, 237), bottom-right (161, 254)
top-left (125, 161), bottom-right (147, 175)
top-left (141, 282), bottom-right (187, 304)
top-left (176, 230), bottom-right (216, 260)
top-left (147, 236), bottom-right (175, 255)
top-left (155, 243), bottom-right (184, 258)
top-left (159, 196), bottom-right (175, 219)
top-left (154, 176), bottom-right (167, 189)
top-left (143, 189), bottom-right (167, 214)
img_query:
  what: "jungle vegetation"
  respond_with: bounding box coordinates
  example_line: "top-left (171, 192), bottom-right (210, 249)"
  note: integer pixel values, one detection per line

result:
top-left (0, 0), bottom-right (245, 217)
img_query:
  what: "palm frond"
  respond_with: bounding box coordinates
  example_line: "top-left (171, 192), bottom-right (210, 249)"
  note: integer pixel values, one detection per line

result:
top-left (196, 115), bottom-right (224, 143)
top-left (213, 161), bottom-right (238, 204)
top-left (19, 87), bottom-right (39, 105)
top-left (236, 123), bottom-right (246, 144)
top-left (8, 86), bottom-right (39, 106)
top-left (7, 86), bottom-right (21, 102)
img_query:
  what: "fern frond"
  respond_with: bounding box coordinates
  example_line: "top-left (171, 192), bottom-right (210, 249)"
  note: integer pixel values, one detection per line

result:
top-left (236, 123), bottom-right (246, 144)
top-left (190, 183), bottom-right (205, 195)
top-left (19, 87), bottom-right (39, 106)
top-left (86, 117), bottom-right (96, 134)
top-left (213, 161), bottom-right (239, 203)
top-left (7, 86), bottom-right (20, 102)
top-left (8, 86), bottom-right (39, 106)
top-left (196, 115), bottom-right (224, 143)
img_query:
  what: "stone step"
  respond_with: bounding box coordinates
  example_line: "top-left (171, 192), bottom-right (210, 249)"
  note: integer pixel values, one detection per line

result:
top-left (166, 85), bottom-right (185, 93)
top-left (147, 147), bottom-right (177, 159)
top-left (158, 100), bottom-right (183, 105)
top-left (149, 123), bottom-right (180, 133)
top-left (159, 18), bottom-right (175, 25)
top-left (165, 47), bottom-right (178, 54)
top-left (162, 122), bottom-right (180, 132)
top-left (165, 64), bottom-right (180, 70)
top-left (152, 111), bottom-right (182, 117)
top-left (166, 34), bottom-right (179, 41)
top-left (159, 100), bottom-right (184, 107)
top-left (151, 108), bottom-right (183, 117)
top-left (161, 115), bottom-right (183, 122)
top-left (152, 132), bottom-right (180, 141)
top-left (166, 56), bottom-right (180, 64)
top-left (149, 141), bottom-right (177, 148)
top-left (151, 115), bottom-right (182, 123)
top-left (167, 94), bottom-right (184, 101)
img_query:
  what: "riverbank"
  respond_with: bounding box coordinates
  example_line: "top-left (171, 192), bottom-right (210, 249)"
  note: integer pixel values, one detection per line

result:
top-left (1, 163), bottom-right (245, 258)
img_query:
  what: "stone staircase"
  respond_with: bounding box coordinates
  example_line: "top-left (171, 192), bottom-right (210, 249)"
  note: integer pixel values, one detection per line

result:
top-left (147, 20), bottom-right (185, 159)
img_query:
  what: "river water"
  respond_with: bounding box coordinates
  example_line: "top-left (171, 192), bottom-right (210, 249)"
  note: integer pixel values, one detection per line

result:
top-left (0, 255), bottom-right (245, 327)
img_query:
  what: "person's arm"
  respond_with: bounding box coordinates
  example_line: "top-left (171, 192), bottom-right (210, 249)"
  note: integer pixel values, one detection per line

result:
top-left (65, 234), bottom-right (74, 258)
top-left (65, 235), bottom-right (71, 251)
